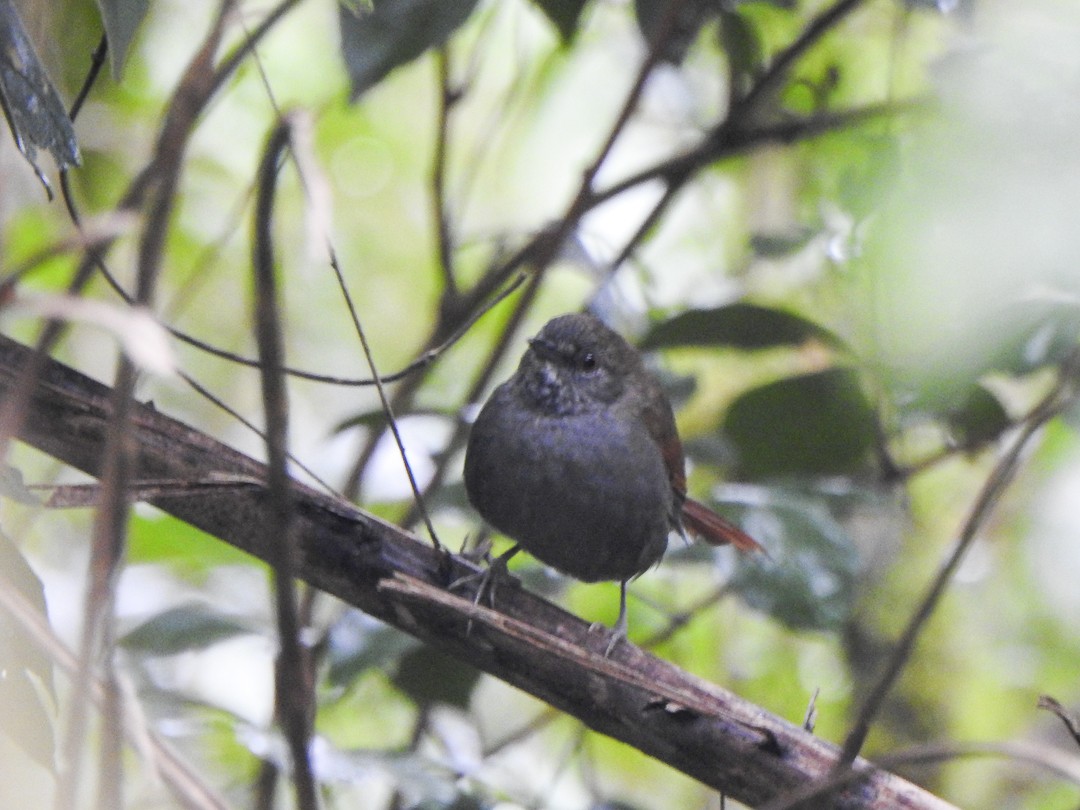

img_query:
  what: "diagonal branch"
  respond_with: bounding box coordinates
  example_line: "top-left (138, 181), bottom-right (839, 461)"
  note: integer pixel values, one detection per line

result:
top-left (0, 333), bottom-right (956, 810)
top-left (839, 358), bottom-right (1079, 766)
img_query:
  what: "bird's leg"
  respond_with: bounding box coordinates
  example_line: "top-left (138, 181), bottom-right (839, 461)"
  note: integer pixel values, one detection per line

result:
top-left (604, 580), bottom-right (629, 656)
top-left (589, 581), bottom-right (629, 656)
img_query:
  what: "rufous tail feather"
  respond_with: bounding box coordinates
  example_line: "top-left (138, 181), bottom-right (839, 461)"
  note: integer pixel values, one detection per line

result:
top-left (682, 498), bottom-right (765, 554)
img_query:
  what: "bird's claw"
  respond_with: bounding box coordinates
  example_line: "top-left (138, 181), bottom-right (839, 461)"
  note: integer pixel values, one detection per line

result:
top-left (449, 545), bottom-right (520, 635)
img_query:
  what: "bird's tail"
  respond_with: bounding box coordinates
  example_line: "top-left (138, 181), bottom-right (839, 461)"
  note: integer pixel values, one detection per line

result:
top-left (682, 498), bottom-right (766, 555)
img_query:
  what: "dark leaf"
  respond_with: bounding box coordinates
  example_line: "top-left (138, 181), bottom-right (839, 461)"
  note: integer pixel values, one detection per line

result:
top-left (642, 303), bottom-right (844, 352)
top-left (327, 611), bottom-right (420, 686)
top-left (725, 487), bottom-right (859, 631)
top-left (0, 531), bottom-right (55, 768)
top-left (95, 0), bottom-right (151, 77)
top-left (120, 604), bottom-right (253, 655)
top-left (718, 9), bottom-right (763, 93)
top-left (634, 0), bottom-right (718, 65)
top-left (339, 0), bottom-right (480, 99)
top-left (391, 645), bottom-right (481, 709)
top-left (0, 0), bottom-right (80, 196)
top-left (723, 368), bottom-right (878, 478)
top-left (945, 384), bottom-right (1011, 448)
top-left (748, 227), bottom-right (817, 258)
top-left (530, 0), bottom-right (590, 42)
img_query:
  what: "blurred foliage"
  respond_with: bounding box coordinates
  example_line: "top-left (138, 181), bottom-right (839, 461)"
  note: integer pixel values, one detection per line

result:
top-left (0, 0), bottom-right (1079, 808)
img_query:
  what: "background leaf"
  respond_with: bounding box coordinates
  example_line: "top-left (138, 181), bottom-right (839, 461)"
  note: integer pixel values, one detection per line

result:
top-left (723, 368), bottom-right (879, 478)
top-left (95, 0), bottom-right (150, 78)
top-left (530, 0), bottom-right (590, 42)
top-left (339, 0), bottom-right (480, 99)
top-left (944, 384), bottom-right (1011, 449)
top-left (120, 604), bottom-right (253, 655)
top-left (0, 465), bottom-right (39, 505)
top-left (326, 611), bottom-right (421, 686)
top-left (390, 645), bottom-right (481, 709)
top-left (634, 0), bottom-right (718, 64)
top-left (727, 487), bottom-right (860, 632)
top-left (641, 304), bottom-right (844, 352)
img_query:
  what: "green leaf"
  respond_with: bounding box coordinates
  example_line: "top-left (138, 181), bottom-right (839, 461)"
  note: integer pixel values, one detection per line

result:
top-left (530, 0), bottom-right (590, 42)
top-left (723, 368), bottom-right (878, 478)
top-left (391, 645), bottom-right (480, 709)
top-left (128, 514), bottom-right (256, 576)
top-left (641, 303), bottom-right (844, 352)
top-left (946, 384), bottom-right (1011, 448)
top-left (725, 486), bottom-right (859, 632)
top-left (339, 0), bottom-right (480, 99)
top-left (718, 9), bottom-right (763, 93)
top-left (748, 227), bottom-right (817, 258)
top-left (95, 0), bottom-right (151, 78)
top-left (0, 0), bottom-right (80, 196)
top-left (120, 605), bottom-right (253, 655)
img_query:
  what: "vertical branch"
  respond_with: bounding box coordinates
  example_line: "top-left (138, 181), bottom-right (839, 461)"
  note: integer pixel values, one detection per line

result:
top-left (52, 6), bottom-right (234, 807)
top-left (432, 46), bottom-right (458, 300)
top-left (97, 596), bottom-right (125, 810)
top-left (53, 357), bottom-right (138, 810)
top-left (252, 116), bottom-right (319, 810)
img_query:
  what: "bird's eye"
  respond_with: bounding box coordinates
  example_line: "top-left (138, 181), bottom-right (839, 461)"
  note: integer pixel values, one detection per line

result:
top-left (580, 352), bottom-right (597, 372)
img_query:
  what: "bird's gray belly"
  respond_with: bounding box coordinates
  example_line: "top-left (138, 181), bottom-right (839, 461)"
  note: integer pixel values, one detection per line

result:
top-left (465, 403), bottom-right (671, 582)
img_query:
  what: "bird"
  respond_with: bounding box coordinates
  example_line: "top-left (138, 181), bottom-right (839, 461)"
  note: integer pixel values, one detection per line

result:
top-left (463, 312), bottom-right (763, 650)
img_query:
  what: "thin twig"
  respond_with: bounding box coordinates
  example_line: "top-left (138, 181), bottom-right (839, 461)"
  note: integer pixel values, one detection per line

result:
top-left (399, 270), bottom-right (543, 530)
top-left (838, 358), bottom-right (1080, 766)
top-left (327, 246), bottom-right (445, 551)
top-left (593, 100), bottom-right (917, 209)
top-left (733, 0), bottom-right (868, 116)
top-left (1037, 695), bottom-right (1080, 751)
top-left (639, 581), bottom-right (733, 649)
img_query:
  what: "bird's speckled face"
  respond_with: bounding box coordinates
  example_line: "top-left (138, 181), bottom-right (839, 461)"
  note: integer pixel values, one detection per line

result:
top-left (514, 313), bottom-right (640, 416)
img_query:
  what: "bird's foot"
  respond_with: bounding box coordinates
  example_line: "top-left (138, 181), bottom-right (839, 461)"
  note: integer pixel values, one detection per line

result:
top-left (587, 621), bottom-right (627, 657)
top-left (449, 545), bottom-right (520, 634)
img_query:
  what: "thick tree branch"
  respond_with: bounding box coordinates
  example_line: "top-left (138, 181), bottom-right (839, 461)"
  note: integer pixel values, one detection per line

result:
top-left (0, 334), bottom-right (955, 810)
